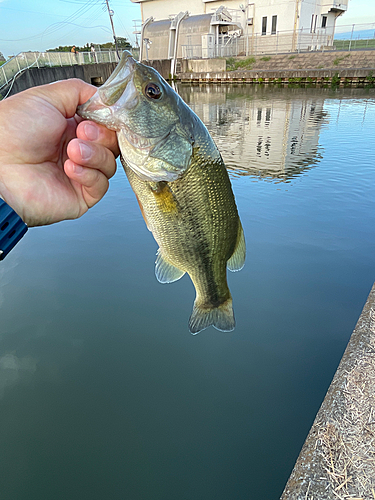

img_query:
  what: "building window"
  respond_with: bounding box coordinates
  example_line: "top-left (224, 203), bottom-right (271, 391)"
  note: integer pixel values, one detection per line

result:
top-left (271, 15), bottom-right (277, 35)
top-left (321, 15), bottom-right (327, 28)
top-left (262, 16), bottom-right (267, 35)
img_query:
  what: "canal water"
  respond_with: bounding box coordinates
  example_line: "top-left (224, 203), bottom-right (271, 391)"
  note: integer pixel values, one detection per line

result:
top-left (0, 85), bottom-right (375, 499)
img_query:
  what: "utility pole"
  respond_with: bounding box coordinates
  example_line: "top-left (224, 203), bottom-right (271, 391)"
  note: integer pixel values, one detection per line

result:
top-left (105, 0), bottom-right (119, 58)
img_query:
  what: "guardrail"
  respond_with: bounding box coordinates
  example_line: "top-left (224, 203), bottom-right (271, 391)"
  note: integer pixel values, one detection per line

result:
top-left (0, 50), bottom-right (123, 92)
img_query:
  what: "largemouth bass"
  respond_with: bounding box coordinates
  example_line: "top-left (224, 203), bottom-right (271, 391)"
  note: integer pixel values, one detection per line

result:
top-left (78, 51), bottom-right (245, 334)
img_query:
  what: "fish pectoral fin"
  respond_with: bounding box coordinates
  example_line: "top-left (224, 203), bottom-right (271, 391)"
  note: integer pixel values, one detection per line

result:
top-left (227, 223), bottom-right (246, 272)
top-left (150, 125), bottom-right (193, 175)
top-left (155, 250), bottom-right (185, 284)
top-left (189, 298), bottom-right (235, 335)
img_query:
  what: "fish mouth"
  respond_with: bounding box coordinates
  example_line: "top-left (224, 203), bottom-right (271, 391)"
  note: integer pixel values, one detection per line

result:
top-left (77, 50), bottom-right (138, 129)
top-left (77, 50), bottom-right (183, 182)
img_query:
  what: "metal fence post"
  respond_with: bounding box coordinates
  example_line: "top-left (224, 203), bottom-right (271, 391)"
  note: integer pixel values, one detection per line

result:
top-left (1, 65), bottom-right (7, 85)
top-left (348, 24), bottom-right (354, 51)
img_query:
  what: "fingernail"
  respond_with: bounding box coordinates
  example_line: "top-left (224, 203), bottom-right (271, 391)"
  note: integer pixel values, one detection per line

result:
top-left (73, 163), bottom-right (83, 174)
top-left (78, 142), bottom-right (92, 160)
top-left (83, 122), bottom-right (99, 141)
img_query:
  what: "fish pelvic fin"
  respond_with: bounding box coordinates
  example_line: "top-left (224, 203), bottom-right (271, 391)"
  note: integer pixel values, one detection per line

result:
top-left (189, 298), bottom-right (235, 335)
top-left (155, 249), bottom-right (185, 283)
top-left (227, 223), bottom-right (246, 272)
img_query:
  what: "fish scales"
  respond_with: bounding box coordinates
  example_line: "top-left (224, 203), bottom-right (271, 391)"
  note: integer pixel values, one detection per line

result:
top-left (77, 51), bottom-right (245, 334)
top-left (123, 135), bottom-right (239, 313)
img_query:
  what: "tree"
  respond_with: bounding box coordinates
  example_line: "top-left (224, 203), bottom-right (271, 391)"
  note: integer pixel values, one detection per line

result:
top-left (0, 51), bottom-right (5, 62)
top-left (46, 38), bottom-right (132, 53)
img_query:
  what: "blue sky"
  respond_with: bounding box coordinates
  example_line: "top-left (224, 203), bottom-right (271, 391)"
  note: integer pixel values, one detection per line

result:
top-left (0, 0), bottom-right (374, 57)
top-left (0, 0), bottom-right (142, 57)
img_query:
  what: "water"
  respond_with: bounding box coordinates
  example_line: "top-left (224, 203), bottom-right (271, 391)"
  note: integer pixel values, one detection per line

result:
top-left (1, 85), bottom-right (375, 499)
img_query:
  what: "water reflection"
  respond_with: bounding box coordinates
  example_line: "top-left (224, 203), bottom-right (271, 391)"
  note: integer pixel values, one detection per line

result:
top-left (0, 354), bottom-right (37, 399)
top-left (1, 85), bottom-right (375, 500)
top-left (178, 85), bottom-right (331, 181)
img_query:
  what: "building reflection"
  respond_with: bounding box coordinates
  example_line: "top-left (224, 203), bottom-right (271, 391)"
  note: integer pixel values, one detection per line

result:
top-left (177, 84), bottom-right (329, 181)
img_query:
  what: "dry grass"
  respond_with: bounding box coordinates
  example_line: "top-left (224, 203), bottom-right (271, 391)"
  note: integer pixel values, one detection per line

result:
top-left (316, 308), bottom-right (375, 499)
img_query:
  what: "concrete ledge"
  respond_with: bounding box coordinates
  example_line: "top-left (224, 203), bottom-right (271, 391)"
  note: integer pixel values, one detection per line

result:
top-left (179, 68), bottom-right (375, 85)
top-left (2, 62), bottom-right (118, 97)
top-left (281, 282), bottom-right (375, 499)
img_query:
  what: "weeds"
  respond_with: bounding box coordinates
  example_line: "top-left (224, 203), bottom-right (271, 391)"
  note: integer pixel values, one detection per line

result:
top-left (226, 56), bottom-right (256, 71)
top-left (331, 72), bottom-right (341, 87)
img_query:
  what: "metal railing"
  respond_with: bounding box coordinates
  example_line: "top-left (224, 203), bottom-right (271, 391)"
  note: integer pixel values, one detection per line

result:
top-left (0, 50), bottom-right (124, 91)
top-left (177, 22), bottom-right (375, 59)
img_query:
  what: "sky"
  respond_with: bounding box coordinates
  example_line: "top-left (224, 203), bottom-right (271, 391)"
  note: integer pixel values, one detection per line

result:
top-left (0, 0), bottom-right (142, 57)
top-left (0, 0), bottom-right (375, 58)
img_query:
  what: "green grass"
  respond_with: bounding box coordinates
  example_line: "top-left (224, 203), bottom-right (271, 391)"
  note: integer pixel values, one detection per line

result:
top-left (260, 56), bottom-right (271, 62)
top-left (333, 38), bottom-right (375, 50)
top-left (226, 56), bottom-right (256, 71)
top-left (333, 53), bottom-right (350, 66)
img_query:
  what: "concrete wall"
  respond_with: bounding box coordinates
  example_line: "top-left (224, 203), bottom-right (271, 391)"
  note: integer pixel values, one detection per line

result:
top-left (3, 62), bottom-right (117, 97)
top-left (187, 59), bottom-right (226, 73)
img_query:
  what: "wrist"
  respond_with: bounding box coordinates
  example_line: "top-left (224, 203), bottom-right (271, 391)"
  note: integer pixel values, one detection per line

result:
top-left (0, 198), bottom-right (28, 260)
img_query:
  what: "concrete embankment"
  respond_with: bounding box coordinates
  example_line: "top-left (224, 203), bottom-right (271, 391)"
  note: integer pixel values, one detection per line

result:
top-left (1, 62), bottom-right (117, 97)
top-left (178, 49), bottom-right (375, 85)
top-left (281, 283), bottom-right (375, 499)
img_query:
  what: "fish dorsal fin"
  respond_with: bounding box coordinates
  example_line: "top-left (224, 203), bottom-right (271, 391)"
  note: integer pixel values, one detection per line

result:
top-left (155, 250), bottom-right (185, 283)
top-left (227, 223), bottom-right (246, 272)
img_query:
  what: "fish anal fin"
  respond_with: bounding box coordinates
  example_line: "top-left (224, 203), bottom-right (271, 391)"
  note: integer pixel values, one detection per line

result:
top-left (227, 223), bottom-right (246, 272)
top-left (188, 298), bottom-right (235, 335)
top-left (155, 250), bottom-right (185, 284)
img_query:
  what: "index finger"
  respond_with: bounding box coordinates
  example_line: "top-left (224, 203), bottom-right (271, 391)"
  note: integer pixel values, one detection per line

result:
top-left (76, 120), bottom-right (120, 158)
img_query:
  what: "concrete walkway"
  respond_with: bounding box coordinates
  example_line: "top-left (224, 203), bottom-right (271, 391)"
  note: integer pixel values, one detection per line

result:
top-left (281, 283), bottom-right (375, 499)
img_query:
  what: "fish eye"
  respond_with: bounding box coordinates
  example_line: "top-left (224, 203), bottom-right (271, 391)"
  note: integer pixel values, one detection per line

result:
top-left (144, 83), bottom-right (162, 100)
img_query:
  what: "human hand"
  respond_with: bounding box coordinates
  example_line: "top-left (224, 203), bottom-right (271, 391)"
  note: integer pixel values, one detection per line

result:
top-left (0, 79), bottom-right (119, 227)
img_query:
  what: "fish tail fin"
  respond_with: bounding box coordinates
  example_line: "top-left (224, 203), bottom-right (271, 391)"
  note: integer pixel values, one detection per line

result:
top-left (188, 298), bottom-right (235, 335)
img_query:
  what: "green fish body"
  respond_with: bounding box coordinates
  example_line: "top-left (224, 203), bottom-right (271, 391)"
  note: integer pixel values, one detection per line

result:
top-left (78, 52), bottom-right (245, 334)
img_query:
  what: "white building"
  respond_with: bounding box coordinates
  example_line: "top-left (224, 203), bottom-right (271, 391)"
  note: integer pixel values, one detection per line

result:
top-left (131, 0), bottom-right (349, 62)
top-left (178, 85), bottom-right (328, 179)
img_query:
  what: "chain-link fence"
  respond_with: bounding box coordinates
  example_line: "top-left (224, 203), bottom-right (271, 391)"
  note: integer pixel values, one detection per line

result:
top-left (0, 50), bottom-right (128, 91)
